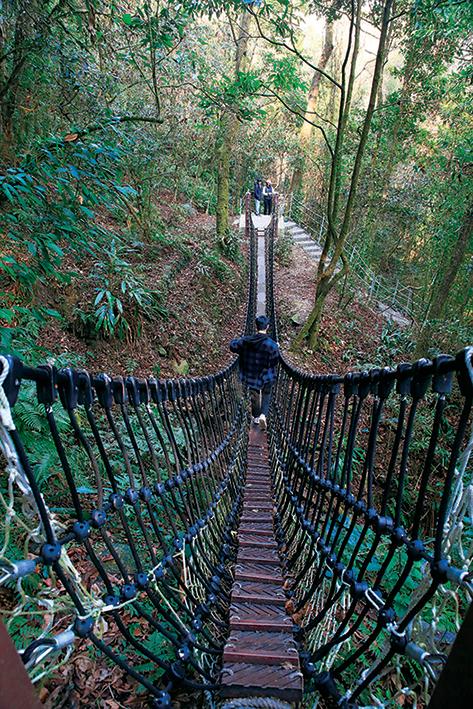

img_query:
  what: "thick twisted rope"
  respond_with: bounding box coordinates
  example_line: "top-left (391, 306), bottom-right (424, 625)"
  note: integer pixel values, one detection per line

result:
top-left (221, 699), bottom-right (293, 709)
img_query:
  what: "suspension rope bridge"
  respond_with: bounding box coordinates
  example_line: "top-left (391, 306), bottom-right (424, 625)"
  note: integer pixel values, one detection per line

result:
top-left (0, 194), bottom-right (472, 708)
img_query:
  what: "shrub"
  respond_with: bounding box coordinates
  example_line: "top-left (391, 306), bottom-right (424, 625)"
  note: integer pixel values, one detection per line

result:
top-left (196, 246), bottom-right (232, 282)
top-left (275, 232), bottom-right (293, 266)
top-left (71, 240), bottom-right (167, 341)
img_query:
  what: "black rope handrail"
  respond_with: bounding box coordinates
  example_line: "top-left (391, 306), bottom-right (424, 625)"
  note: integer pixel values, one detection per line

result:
top-left (0, 200), bottom-right (257, 707)
top-left (264, 208), bottom-right (473, 707)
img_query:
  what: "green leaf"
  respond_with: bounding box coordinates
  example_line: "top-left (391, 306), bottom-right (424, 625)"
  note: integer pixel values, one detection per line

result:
top-left (0, 308), bottom-right (15, 323)
top-left (48, 242), bottom-right (64, 257)
top-left (2, 184), bottom-right (15, 202)
top-left (115, 184), bottom-right (137, 197)
top-left (173, 359), bottom-right (189, 375)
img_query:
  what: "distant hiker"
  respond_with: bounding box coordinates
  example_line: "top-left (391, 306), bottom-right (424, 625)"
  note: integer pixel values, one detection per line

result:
top-left (229, 314), bottom-right (280, 431)
top-left (253, 179), bottom-right (263, 215)
top-left (263, 180), bottom-right (274, 215)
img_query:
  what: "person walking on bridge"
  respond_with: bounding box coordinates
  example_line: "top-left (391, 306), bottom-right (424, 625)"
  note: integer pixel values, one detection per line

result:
top-left (230, 315), bottom-right (279, 431)
top-left (262, 179), bottom-right (274, 215)
top-left (253, 178), bottom-right (263, 216)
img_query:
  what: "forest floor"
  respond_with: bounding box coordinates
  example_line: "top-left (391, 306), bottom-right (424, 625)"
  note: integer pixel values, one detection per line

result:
top-left (36, 191), bottom-right (246, 379)
top-left (274, 241), bottom-right (414, 372)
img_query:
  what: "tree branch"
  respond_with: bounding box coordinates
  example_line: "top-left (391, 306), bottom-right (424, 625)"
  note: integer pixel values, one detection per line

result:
top-left (60, 115), bottom-right (164, 143)
top-left (248, 8), bottom-right (343, 91)
top-left (261, 85), bottom-right (335, 158)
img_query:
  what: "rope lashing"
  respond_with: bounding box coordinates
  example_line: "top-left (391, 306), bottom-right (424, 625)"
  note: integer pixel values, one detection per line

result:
top-left (1, 360), bottom-right (248, 696)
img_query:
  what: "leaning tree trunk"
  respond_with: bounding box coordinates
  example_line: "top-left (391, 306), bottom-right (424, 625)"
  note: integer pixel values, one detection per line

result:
top-left (216, 12), bottom-right (251, 240)
top-left (416, 205), bottom-right (473, 356)
top-left (294, 0), bottom-right (394, 349)
top-left (289, 19), bottom-right (334, 197)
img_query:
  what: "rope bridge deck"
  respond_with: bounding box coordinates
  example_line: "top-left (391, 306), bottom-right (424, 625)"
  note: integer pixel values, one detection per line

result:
top-left (220, 427), bottom-right (303, 703)
top-left (0, 194), bottom-right (472, 708)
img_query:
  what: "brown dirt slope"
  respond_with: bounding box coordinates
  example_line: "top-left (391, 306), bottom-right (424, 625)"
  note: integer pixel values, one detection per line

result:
top-left (37, 193), bottom-right (246, 378)
top-left (275, 243), bottom-right (413, 374)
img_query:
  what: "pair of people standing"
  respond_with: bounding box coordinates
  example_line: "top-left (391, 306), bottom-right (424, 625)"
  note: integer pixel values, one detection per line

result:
top-left (253, 179), bottom-right (274, 216)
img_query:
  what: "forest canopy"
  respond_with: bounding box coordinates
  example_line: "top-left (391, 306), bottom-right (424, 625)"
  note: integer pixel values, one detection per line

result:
top-left (0, 0), bottom-right (472, 363)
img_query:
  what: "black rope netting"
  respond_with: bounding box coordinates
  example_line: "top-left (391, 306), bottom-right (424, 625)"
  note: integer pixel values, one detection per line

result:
top-left (0, 201), bottom-right (472, 708)
top-left (0, 202), bottom-right (257, 707)
top-left (1, 356), bottom-right (249, 705)
top-left (265, 212), bottom-right (473, 706)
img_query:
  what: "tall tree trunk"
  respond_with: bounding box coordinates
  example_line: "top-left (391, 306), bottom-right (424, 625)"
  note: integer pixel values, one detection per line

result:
top-left (296, 0), bottom-right (362, 348)
top-left (294, 0), bottom-right (394, 349)
top-left (216, 113), bottom-right (237, 239)
top-left (363, 29), bottom-right (419, 250)
top-left (0, 6), bottom-right (28, 160)
top-left (289, 19), bottom-right (334, 196)
top-left (330, 0), bottom-right (361, 225)
top-left (416, 205), bottom-right (473, 355)
top-left (216, 12), bottom-right (251, 240)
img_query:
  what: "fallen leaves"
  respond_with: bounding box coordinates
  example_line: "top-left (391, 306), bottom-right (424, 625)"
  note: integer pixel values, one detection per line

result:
top-left (37, 199), bottom-right (246, 380)
top-left (275, 243), bottom-right (389, 375)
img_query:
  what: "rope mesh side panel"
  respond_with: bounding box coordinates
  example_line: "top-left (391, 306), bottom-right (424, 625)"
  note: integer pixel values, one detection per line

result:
top-left (0, 359), bottom-right (249, 705)
top-left (0, 199), bottom-right (257, 705)
top-left (265, 210), bottom-right (473, 707)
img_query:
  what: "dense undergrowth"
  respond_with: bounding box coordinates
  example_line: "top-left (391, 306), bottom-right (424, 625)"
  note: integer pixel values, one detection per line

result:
top-left (0, 130), bottom-right (246, 378)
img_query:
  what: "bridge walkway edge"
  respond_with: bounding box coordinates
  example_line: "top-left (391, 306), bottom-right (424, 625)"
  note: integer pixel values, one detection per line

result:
top-left (219, 426), bottom-right (303, 704)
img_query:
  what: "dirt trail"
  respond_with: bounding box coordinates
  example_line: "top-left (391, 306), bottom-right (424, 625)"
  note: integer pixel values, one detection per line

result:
top-left (284, 219), bottom-right (411, 328)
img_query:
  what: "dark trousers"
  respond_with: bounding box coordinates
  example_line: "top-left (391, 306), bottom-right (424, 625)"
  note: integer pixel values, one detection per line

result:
top-left (263, 198), bottom-right (272, 215)
top-left (250, 383), bottom-right (272, 418)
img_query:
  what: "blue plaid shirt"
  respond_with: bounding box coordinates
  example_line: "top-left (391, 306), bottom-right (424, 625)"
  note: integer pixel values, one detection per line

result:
top-left (230, 334), bottom-right (279, 389)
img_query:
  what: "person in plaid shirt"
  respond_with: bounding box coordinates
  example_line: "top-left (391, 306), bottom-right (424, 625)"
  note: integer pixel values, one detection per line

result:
top-left (229, 315), bottom-right (280, 430)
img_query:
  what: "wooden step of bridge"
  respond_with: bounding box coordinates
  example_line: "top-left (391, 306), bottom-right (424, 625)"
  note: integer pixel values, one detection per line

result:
top-left (220, 426), bottom-right (303, 704)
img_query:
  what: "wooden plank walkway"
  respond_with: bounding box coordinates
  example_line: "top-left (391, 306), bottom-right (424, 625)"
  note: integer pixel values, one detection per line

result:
top-left (220, 426), bottom-right (303, 703)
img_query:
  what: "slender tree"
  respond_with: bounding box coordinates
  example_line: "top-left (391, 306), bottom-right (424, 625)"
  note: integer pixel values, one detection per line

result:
top-left (289, 14), bottom-right (335, 196)
top-left (294, 0), bottom-right (394, 347)
top-left (421, 206), bottom-right (472, 324)
top-left (216, 10), bottom-right (252, 241)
